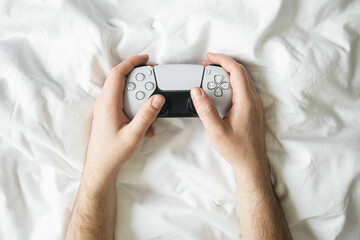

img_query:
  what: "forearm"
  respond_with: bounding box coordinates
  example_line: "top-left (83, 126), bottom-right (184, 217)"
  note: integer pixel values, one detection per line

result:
top-left (234, 163), bottom-right (292, 240)
top-left (65, 167), bottom-right (117, 240)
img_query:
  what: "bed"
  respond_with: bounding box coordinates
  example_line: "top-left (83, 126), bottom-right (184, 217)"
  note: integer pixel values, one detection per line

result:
top-left (0, 0), bottom-right (360, 239)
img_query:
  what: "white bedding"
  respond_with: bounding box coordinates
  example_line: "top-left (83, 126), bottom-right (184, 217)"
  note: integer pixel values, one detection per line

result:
top-left (1, 0), bottom-right (360, 239)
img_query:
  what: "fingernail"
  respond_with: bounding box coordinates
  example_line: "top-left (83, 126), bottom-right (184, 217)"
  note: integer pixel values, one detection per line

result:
top-left (152, 96), bottom-right (165, 110)
top-left (191, 88), bottom-right (202, 101)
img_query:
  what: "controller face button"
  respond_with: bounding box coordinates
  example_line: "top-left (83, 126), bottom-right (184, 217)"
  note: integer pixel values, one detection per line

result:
top-left (145, 82), bottom-right (155, 91)
top-left (206, 69), bottom-right (211, 75)
top-left (220, 82), bottom-right (229, 90)
top-left (214, 75), bottom-right (223, 84)
top-left (214, 87), bottom-right (223, 97)
top-left (207, 81), bottom-right (216, 90)
top-left (136, 73), bottom-right (145, 81)
top-left (126, 82), bottom-right (136, 91)
top-left (136, 91), bottom-right (145, 100)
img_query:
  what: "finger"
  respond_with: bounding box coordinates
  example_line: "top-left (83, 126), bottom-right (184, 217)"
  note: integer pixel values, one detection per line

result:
top-left (190, 87), bottom-right (224, 134)
top-left (144, 118), bottom-right (158, 138)
top-left (206, 52), bottom-right (252, 105)
top-left (147, 62), bottom-right (157, 67)
top-left (145, 118), bottom-right (157, 137)
top-left (127, 94), bottom-right (165, 139)
top-left (102, 54), bottom-right (149, 108)
top-left (145, 125), bottom-right (154, 137)
top-left (201, 59), bottom-right (210, 66)
top-left (206, 52), bottom-right (241, 73)
top-left (245, 70), bottom-right (257, 93)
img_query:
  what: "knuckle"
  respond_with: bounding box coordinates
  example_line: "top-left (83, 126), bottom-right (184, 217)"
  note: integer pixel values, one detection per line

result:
top-left (110, 66), bottom-right (120, 75)
top-left (111, 63), bottom-right (128, 77)
top-left (109, 67), bottom-right (123, 79)
top-left (238, 63), bottom-right (246, 70)
top-left (235, 64), bottom-right (247, 75)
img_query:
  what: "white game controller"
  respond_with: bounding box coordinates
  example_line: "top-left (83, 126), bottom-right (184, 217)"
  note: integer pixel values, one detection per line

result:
top-left (123, 64), bottom-right (232, 119)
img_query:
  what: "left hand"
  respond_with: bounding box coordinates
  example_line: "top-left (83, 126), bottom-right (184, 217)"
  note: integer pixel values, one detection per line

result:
top-left (84, 54), bottom-right (165, 183)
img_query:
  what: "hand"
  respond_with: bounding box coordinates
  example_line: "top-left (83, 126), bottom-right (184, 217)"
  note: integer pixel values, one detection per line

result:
top-left (191, 53), bottom-right (270, 189)
top-left (84, 54), bottom-right (165, 183)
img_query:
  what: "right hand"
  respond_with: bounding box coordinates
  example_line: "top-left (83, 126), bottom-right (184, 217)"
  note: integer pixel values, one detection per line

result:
top-left (190, 53), bottom-right (270, 186)
top-left (191, 53), bottom-right (293, 239)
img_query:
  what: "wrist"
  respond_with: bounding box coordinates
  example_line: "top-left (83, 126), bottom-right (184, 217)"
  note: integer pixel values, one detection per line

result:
top-left (82, 161), bottom-right (119, 190)
top-left (232, 158), bottom-right (272, 198)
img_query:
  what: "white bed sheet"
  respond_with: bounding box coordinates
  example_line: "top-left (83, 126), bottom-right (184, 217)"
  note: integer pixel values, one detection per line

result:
top-left (0, 0), bottom-right (360, 239)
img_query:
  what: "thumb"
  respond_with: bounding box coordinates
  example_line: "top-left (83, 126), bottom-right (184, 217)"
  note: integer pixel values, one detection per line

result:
top-left (190, 87), bottom-right (223, 131)
top-left (128, 95), bottom-right (165, 138)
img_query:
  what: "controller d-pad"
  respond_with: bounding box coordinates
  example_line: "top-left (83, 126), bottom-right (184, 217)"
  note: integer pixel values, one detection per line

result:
top-left (136, 73), bottom-right (145, 81)
top-left (214, 87), bottom-right (223, 97)
top-left (214, 75), bottom-right (223, 84)
top-left (207, 82), bottom-right (216, 90)
top-left (127, 82), bottom-right (136, 91)
top-left (220, 82), bottom-right (229, 90)
top-left (206, 75), bottom-right (229, 97)
top-left (136, 91), bottom-right (145, 100)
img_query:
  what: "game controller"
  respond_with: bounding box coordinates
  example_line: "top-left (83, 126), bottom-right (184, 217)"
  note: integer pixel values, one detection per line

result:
top-left (123, 64), bottom-right (232, 119)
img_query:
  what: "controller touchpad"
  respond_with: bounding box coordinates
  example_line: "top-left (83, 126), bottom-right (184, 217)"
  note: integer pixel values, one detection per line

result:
top-left (154, 65), bottom-right (204, 91)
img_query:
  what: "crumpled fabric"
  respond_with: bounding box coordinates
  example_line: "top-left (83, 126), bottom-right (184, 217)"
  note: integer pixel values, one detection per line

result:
top-left (0, 0), bottom-right (359, 239)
